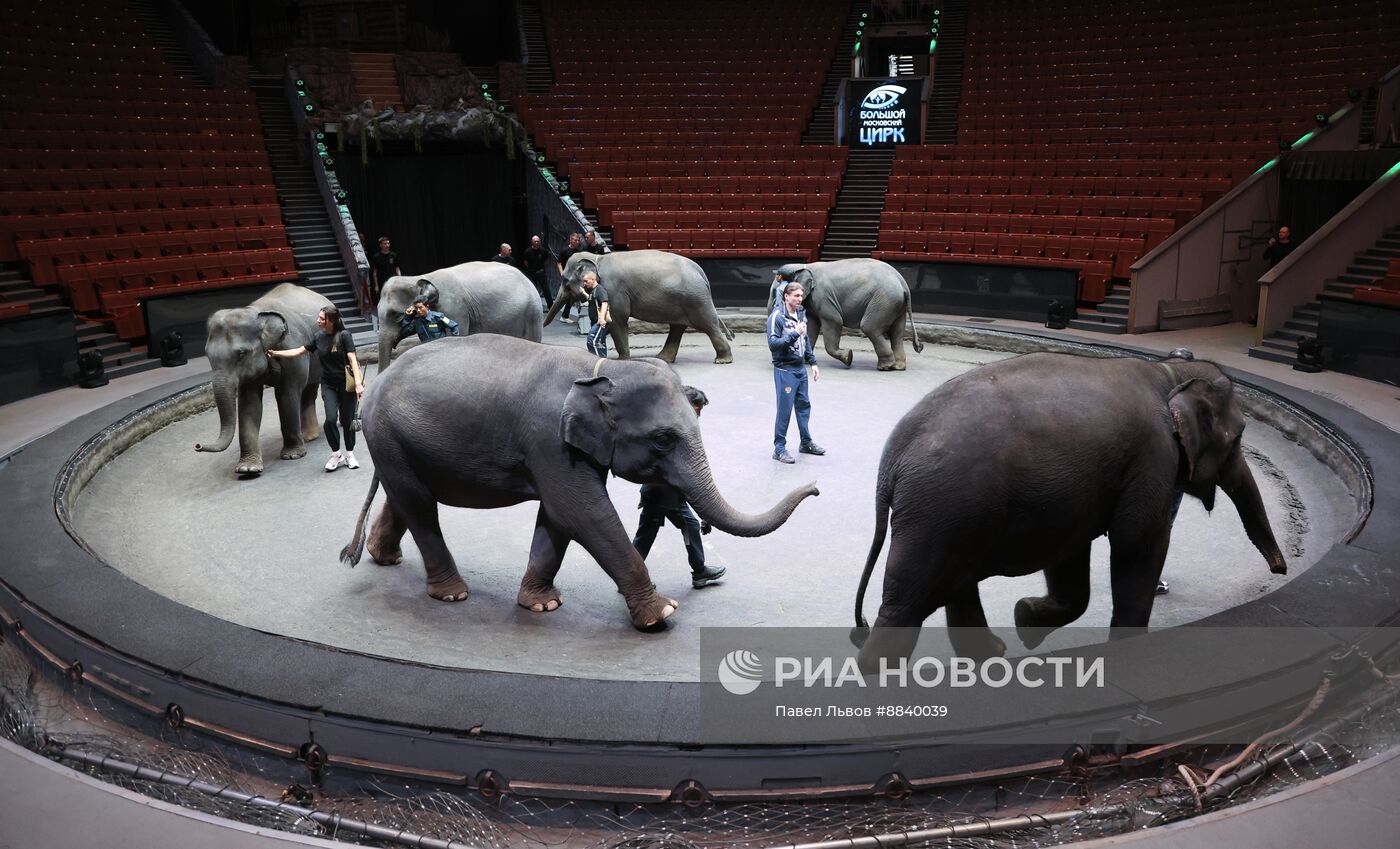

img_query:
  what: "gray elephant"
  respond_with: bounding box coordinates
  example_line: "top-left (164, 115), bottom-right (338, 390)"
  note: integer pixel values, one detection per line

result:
top-left (852, 351), bottom-right (1286, 669)
top-left (768, 259), bottom-right (923, 370)
top-left (195, 283), bottom-right (332, 475)
top-left (376, 261), bottom-right (543, 372)
top-left (544, 250), bottom-right (735, 363)
top-left (342, 334), bottom-right (818, 629)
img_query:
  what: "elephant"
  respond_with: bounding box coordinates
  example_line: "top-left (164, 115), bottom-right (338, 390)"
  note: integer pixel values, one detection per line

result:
top-left (341, 334), bottom-right (818, 629)
top-left (851, 351), bottom-right (1287, 669)
top-left (376, 261), bottom-right (543, 373)
top-left (544, 250), bottom-right (735, 363)
top-left (768, 258), bottom-right (924, 371)
top-left (195, 283), bottom-right (332, 475)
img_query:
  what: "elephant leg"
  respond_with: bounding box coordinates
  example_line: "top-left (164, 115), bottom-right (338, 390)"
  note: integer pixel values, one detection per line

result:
top-left (518, 505), bottom-right (568, 613)
top-left (299, 376), bottom-right (321, 444)
top-left (610, 314), bottom-right (631, 360)
top-left (1107, 525), bottom-right (1171, 638)
top-left (694, 309), bottom-right (732, 364)
top-left (274, 359), bottom-right (309, 460)
top-left (820, 319), bottom-right (852, 367)
top-left (388, 481), bottom-right (468, 602)
top-left (1014, 543), bottom-right (1092, 649)
top-left (235, 382), bottom-right (265, 475)
top-left (856, 533), bottom-right (952, 673)
top-left (367, 501), bottom-right (407, 565)
top-left (946, 585), bottom-right (1006, 660)
top-left (557, 491), bottom-right (677, 629)
top-left (657, 324), bottom-right (686, 363)
top-left (887, 311), bottom-right (909, 370)
top-left (862, 313), bottom-right (899, 371)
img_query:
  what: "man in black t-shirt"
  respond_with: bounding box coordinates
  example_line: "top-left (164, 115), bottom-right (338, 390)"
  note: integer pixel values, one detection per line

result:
top-left (521, 234), bottom-right (551, 305)
top-left (582, 269), bottom-right (609, 358)
top-left (556, 232), bottom-right (583, 325)
top-left (491, 243), bottom-right (515, 267)
top-left (368, 236), bottom-right (400, 330)
top-left (1263, 225), bottom-right (1296, 267)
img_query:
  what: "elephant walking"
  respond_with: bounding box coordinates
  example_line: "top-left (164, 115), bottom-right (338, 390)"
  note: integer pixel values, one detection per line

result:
top-left (852, 352), bottom-right (1286, 669)
top-left (545, 250), bottom-right (735, 363)
top-left (377, 262), bottom-right (543, 372)
top-left (770, 259), bottom-right (923, 371)
top-left (195, 283), bottom-right (332, 476)
top-left (342, 335), bottom-right (818, 630)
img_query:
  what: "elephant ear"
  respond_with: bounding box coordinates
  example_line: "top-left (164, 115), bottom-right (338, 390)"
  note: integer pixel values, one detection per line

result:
top-left (415, 279), bottom-right (441, 307)
top-left (561, 376), bottom-right (616, 466)
top-left (801, 268), bottom-right (841, 316)
top-left (1168, 378), bottom-right (1228, 507)
top-left (257, 311), bottom-right (289, 350)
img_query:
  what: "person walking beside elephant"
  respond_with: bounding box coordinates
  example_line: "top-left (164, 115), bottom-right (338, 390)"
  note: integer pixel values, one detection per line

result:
top-left (767, 280), bottom-right (824, 464)
top-left (556, 232), bottom-right (584, 325)
top-left (400, 298), bottom-right (461, 343)
top-left (582, 270), bottom-right (610, 358)
top-left (268, 305), bottom-right (365, 472)
top-left (632, 386), bottom-right (727, 589)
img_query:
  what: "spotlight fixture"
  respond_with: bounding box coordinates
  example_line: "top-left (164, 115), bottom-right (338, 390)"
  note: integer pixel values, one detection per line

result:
top-left (1314, 113), bottom-right (1329, 127)
top-left (1044, 300), bottom-right (1069, 330)
top-left (77, 350), bottom-right (108, 388)
top-left (159, 332), bottom-right (186, 368)
top-left (1293, 337), bottom-right (1324, 373)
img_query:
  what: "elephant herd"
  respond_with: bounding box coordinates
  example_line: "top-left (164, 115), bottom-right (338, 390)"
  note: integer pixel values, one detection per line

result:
top-left (192, 254), bottom-right (1287, 665)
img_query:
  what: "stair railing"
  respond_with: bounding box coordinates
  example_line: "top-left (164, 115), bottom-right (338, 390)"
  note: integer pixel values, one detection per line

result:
top-left (155, 0), bottom-right (249, 88)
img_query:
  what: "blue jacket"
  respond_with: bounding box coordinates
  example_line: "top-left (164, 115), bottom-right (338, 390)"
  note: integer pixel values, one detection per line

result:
top-left (400, 310), bottom-right (461, 342)
top-left (767, 304), bottom-right (817, 369)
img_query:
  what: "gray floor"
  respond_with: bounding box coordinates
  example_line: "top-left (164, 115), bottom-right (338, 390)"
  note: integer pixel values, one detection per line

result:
top-left (70, 323), bottom-right (1354, 682)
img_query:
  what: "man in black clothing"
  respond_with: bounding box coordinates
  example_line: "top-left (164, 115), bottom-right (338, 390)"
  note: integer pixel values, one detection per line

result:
top-left (583, 230), bottom-right (607, 255)
top-left (521, 234), bottom-right (552, 304)
top-left (491, 243), bottom-right (515, 266)
top-left (368, 236), bottom-right (400, 330)
top-left (582, 270), bottom-right (610, 357)
top-left (1263, 225), bottom-right (1296, 267)
top-left (556, 232), bottom-right (583, 325)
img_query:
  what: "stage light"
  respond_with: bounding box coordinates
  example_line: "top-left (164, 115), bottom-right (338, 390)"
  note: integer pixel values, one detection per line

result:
top-left (159, 332), bottom-right (186, 367)
top-left (1294, 337), bottom-right (1324, 373)
top-left (1044, 300), bottom-right (1069, 330)
top-left (305, 104), bottom-right (314, 113)
top-left (557, 180), bottom-right (570, 195)
top-left (77, 350), bottom-right (108, 388)
top-left (1314, 113), bottom-right (1328, 127)
top-left (336, 190), bottom-right (347, 200)
top-left (316, 132), bottom-right (324, 140)
top-left (296, 79), bottom-right (304, 87)
top-left (324, 157), bottom-right (334, 167)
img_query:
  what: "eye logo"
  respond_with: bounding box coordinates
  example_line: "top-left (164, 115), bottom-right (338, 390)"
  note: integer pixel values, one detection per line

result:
top-left (717, 649), bottom-right (764, 695)
top-left (860, 84), bottom-right (907, 110)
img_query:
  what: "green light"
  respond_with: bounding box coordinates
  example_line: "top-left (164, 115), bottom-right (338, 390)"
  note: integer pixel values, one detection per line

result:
top-left (315, 132), bottom-right (324, 140)
top-left (482, 83), bottom-right (489, 89)
top-left (1253, 158), bottom-right (1278, 176)
top-left (929, 38), bottom-right (937, 53)
top-left (304, 104), bottom-right (314, 113)
top-left (499, 105), bottom-right (505, 112)
top-left (336, 190), bottom-right (346, 199)
top-left (324, 157), bottom-right (334, 167)
top-left (1382, 160), bottom-right (1400, 179)
top-left (853, 41), bottom-right (861, 54)
top-left (295, 79), bottom-right (304, 87)
top-left (296, 89), bottom-right (306, 97)
top-left (1293, 130), bottom-right (1316, 147)
top-left (861, 11), bottom-right (867, 17)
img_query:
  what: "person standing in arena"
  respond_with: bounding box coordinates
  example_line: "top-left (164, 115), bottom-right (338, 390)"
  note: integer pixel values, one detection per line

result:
top-left (267, 306), bottom-right (364, 472)
top-left (521, 234), bottom-right (552, 308)
top-left (767, 279), bottom-right (823, 464)
top-left (581, 270), bottom-right (610, 357)
top-left (368, 236), bottom-right (400, 331)
top-left (556, 232), bottom-right (584, 326)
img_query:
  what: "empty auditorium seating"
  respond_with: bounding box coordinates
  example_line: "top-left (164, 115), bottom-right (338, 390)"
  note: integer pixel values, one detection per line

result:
top-left (1353, 259), bottom-right (1400, 308)
top-left (876, 0), bottom-right (1400, 304)
top-left (528, 0), bottom-right (848, 260)
top-left (0, 0), bottom-right (297, 336)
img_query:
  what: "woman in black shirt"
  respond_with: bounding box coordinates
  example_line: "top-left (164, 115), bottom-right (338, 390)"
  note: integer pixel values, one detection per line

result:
top-left (269, 306), bottom-right (365, 471)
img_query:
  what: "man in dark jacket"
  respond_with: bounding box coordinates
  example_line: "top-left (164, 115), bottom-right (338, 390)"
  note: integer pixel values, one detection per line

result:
top-left (767, 277), bottom-right (824, 464)
top-left (400, 298), bottom-right (461, 343)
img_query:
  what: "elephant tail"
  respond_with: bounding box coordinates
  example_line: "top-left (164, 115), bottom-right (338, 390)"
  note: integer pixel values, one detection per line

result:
top-left (340, 472), bottom-right (381, 567)
top-left (718, 314), bottom-right (735, 341)
top-left (850, 479), bottom-right (891, 648)
top-left (904, 286), bottom-right (924, 354)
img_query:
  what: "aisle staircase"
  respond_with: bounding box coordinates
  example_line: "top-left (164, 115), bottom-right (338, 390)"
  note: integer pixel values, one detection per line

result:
top-left (1248, 224), bottom-right (1400, 364)
top-left (801, 0), bottom-right (868, 145)
top-left (250, 77), bottom-right (371, 334)
top-left (350, 53), bottom-right (404, 111)
top-left (819, 148), bottom-right (894, 259)
top-left (518, 0), bottom-right (555, 95)
top-left (1068, 281), bottom-right (1130, 334)
top-left (925, 0), bottom-right (968, 144)
top-left (129, 0), bottom-right (200, 80)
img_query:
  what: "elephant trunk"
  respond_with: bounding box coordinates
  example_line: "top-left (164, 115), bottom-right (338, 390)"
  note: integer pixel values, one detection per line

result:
top-left (377, 324), bottom-right (399, 376)
top-left (679, 447), bottom-right (818, 537)
top-left (194, 372), bottom-right (237, 452)
top-left (1220, 450), bottom-right (1287, 574)
top-left (543, 288), bottom-right (570, 326)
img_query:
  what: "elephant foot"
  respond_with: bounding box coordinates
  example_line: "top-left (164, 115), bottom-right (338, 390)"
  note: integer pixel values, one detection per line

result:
top-left (281, 444), bottom-right (307, 461)
top-left (427, 573), bottom-right (470, 603)
top-left (367, 539), bottom-right (403, 565)
top-left (1014, 597), bottom-right (1057, 650)
top-left (301, 426), bottom-right (321, 443)
top-left (712, 353), bottom-right (733, 365)
top-left (837, 350), bottom-right (854, 368)
top-left (950, 627), bottom-right (1006, 661)
top-left (876, 359), bottom-right (898, 371)
top-left (657, 351), bottom-right (679, 363)
top-left (517, 582), bottom-right (563, 613)
top-left (628, 591), bottom-right (679, 631)
top-left (235, 456), bottom-right (264, 476)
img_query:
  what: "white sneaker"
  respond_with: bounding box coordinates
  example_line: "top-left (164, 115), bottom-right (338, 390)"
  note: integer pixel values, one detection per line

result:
top-left (344, 451), bottom-right (359, 470)
top-left (324, 451), bottom-right (343, 471)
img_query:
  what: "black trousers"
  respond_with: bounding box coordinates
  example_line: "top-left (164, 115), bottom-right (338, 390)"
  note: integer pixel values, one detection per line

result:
top-left (633, 500), bottom-right (705, 572)
top-left (320, 384), bottom-right (357, 452)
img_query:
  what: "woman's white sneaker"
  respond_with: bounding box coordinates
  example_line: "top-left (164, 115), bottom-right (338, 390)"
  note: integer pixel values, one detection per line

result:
top-left (344, 451), bottom-right (360, 470)
top-left (325, 451), bottom-right (343, 471)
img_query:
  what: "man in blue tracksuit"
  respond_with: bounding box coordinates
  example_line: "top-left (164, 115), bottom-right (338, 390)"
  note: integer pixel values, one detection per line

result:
top-left (767, 277), bottom-right (824, 464)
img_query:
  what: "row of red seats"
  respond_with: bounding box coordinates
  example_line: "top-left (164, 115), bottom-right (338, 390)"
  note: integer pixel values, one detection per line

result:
top-left (887, 193), bottom-right (1202, 221)
top-left (560, 145), bottom-right (847, 166)
top-left (535, 83), bottom-right (823, 95)
top-left (880, 211), bottom-right (1174, 244)
top-left (0, 167), bottom-right (273, 192)
top-left (907, 142), bottom-right (1267, 161)
top-left (5, 130), bottom-right (265, 152)
top-left (0, 150), bottom-right (270, 171)
top-left (0, 303), bottom-right (31, 322)
top-left (0, 186), bottom-right (279, 217)
top-left (5, 114), bottom-right (262, 133)
top-left (62, 247), bottom-right (297, 314)
top-left (879, 230), bottom-right (1142, 278)
top-left (101, 266), bottom-right (302, 341)
top-left (529, 109), bottom-right (814, 126)
top-left (609, 210), bottom-right (829, 242)
top-left (569, 161), bottom-right (843, 180)
top-left (625, 228), bottom-right (821, 258)
top-left (960, 127), bottom-right (1287, 145)
top-left (873, 240), bottom-right (1114, 302)
top-left (0, 204), bottom-right (283, 261)
top-left (581, 177), bottom-right (837, 208)
top-left (1352, 260), bottom-right (1400, 308)
top-left (19, 226), bottom-right (290, 286)
top-left (594, 193), bottom-right (834, 223)
top-left (889, 174), bottom-right (1228, 199)
top-left (5, 80), bottom-right (208, 99)
top-left (895, 159), bottom-right (1252, 180)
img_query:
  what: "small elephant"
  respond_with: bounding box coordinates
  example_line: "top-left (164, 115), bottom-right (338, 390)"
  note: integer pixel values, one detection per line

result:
top-left (342, 334), bottom-right (818, 630)
top-left (544, 250), bottom-right (736, 363)
top-left (195, 283), bottom-right (331, 475)
top-left (377, 262), bottom-right (544, 372)
top-left (852, 352), bottom-right (1286, 669)
top-left (769, 259), bottom-right (923, 371)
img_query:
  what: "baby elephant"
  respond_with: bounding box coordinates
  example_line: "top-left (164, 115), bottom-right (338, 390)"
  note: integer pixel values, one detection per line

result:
top-left (853, 351), bottom-right (1286, 670)
top-left (342, 335), bottom-right (818, 630)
